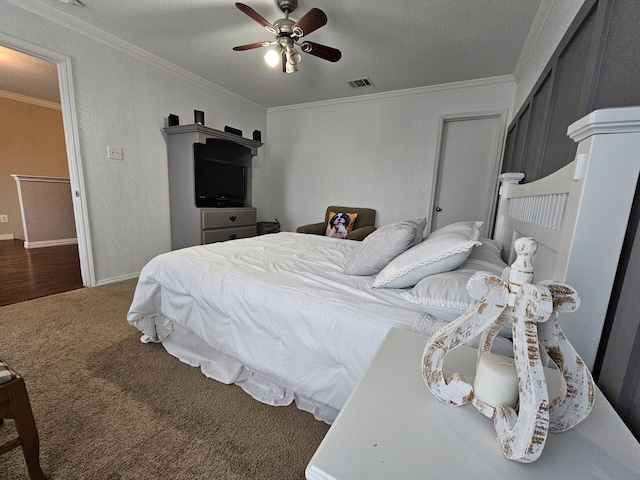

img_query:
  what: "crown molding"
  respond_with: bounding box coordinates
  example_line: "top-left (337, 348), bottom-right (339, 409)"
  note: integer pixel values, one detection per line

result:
top-left (268, 75), bottom-right (516, 114)
top-left (6, 0), bottom-right (267, 114)
top-left (0, 89), bottom-right (61, 109)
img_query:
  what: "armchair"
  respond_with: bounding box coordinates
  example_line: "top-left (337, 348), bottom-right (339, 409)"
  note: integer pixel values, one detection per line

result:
top-left (296, 205), bottom-right (376, 241)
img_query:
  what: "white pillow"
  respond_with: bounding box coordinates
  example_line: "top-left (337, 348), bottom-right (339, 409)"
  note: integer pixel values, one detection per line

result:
top-left (400, 239), bottom-right (509, 309)
top-left (458, 239), bottom-right (508, 276)
top-left (372, 221), bottom-right (482, 289)
top-left (476, 236), bottom-right (503, 251)
top-left (400, 270), bottom-right (477, 311)
top-left (345, 219), bottom-right (425, 275)
top-left (407, 217), bottom-right (427, 245)
top-left (429, 220), bottom-right (483, 239)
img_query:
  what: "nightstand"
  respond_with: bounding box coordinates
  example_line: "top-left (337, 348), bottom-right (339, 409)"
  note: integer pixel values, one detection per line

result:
top-left (306, 327), bottom-right (640, 479)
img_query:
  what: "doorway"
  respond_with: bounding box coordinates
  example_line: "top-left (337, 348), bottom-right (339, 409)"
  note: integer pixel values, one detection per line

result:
top-left (0, 36), bottom-right (94, 290)
top-left (430, 110), bottom-right (507, 237)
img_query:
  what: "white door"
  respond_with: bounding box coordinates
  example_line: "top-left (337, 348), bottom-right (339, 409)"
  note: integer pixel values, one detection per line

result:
top-left (430, 111), bottom-right (507, 237)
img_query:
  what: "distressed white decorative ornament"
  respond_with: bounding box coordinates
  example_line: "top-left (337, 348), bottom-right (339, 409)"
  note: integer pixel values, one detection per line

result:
top-left (421, 237), bottom-right (595, 463)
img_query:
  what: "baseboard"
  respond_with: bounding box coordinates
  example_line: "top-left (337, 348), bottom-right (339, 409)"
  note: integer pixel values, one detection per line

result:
top-left (24, 238), bottom-right (78, 249)
top-left (0, 234), bottom-right (15, 241)
top-left (95, 273), bottom-right (140, 286)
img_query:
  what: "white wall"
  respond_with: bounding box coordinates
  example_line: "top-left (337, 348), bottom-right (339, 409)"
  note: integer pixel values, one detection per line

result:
top-left (0, 2), bottom-right (267, 284)
top-left (514, 0), bottom-right (587, 112)
top-left (265, 79), bottom-right (516, 232)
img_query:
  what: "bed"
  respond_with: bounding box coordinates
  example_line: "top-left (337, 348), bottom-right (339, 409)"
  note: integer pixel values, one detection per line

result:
top-left (128, 106), bottom-right (640, 424)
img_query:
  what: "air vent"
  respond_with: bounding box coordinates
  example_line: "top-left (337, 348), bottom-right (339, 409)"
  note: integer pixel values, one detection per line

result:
top-left (347, 77), bottom-right (374, 89)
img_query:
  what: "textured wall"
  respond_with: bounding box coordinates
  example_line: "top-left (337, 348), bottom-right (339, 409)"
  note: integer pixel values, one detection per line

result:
top-left (265, 80), bottom-right (516, 233)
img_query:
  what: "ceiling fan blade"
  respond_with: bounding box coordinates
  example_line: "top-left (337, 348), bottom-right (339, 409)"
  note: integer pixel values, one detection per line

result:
top-left (292, 8), bottom-right (327, 37)
top-left (235, 3), bottom-right (278, 34)
top-left (301, 41), bottom-right (342, 62)
top-left (233, 41), bottom-right (273, 51)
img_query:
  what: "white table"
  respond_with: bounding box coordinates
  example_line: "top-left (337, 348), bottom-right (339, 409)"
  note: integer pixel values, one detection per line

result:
top-left (306, 328), bottom-right (640, 479)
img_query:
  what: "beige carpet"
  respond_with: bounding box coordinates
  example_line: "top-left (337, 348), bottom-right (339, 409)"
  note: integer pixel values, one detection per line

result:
top-left (0, 280), bottom-right (329, 479)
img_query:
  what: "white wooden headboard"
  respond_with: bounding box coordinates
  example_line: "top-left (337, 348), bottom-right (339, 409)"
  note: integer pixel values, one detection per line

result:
top-left (493, 106), bottom-right (640, 371)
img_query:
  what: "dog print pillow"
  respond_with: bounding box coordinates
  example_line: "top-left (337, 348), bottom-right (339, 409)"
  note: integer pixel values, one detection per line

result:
top-left (325, 212), bottom-right (358, 239)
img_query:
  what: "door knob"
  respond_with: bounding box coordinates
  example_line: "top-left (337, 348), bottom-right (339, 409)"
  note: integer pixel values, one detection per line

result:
top-left (435, 207), bottom-right (442, 212)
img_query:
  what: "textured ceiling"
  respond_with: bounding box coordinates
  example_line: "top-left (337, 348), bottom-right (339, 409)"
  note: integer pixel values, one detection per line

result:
top-left (1, 0), bottom-right (544, 108)
top-left (0, 44), bottom-right (59, 103)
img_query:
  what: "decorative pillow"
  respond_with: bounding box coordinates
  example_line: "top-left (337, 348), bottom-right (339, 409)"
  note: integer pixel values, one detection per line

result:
top-left (344, 219), bottom-right (425, 275)
top-left (458, 239), bottom-right (508, 276)
top-left (429, 220), bottom-right (484, 239)
top-left (400, 270), bottom-right (477, 311)
top-left (401, 239), bottom-right (509, 309)
top-left (476, 236), bottom-right (503, 251)
top-left (372, 221), bottom-right (482, 289)
top-left (325, 212), bottom-right (358, 239)
top-left (406, 217), bottom-right (427, 245)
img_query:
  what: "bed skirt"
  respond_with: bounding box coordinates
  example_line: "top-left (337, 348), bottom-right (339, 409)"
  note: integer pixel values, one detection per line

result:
top-left (160, 323), bottom-right (341, 423)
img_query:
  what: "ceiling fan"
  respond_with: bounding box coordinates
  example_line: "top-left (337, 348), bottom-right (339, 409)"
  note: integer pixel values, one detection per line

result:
top-left (232, 0), bottom-right (342, 73)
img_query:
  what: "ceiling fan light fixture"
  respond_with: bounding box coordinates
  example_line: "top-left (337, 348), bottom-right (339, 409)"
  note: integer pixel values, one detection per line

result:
top-left (264, 49), bottom-right (280, 68)
top-left (233, 2), bottom-right (341, 73)
top-left (285, 46), bottom-right (302, 66)
top-left (285, 61), bottom-right (298, 73)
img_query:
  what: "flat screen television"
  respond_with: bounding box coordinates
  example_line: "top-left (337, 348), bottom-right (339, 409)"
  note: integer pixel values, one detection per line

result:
top-left (194, 143), bottom-right (246, 208)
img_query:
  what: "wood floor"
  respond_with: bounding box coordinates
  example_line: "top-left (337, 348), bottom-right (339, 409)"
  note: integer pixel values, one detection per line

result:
top-left (0, 239), bottom-right (83, 306)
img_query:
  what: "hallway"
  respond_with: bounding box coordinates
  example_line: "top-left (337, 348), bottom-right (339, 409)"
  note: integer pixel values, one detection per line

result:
top-left (0, 239), bottom-right (83, 306)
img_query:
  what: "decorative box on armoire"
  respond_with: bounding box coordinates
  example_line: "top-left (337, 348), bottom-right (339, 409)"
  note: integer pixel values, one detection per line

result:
top-left (163, 124), bottom-right (263, 250)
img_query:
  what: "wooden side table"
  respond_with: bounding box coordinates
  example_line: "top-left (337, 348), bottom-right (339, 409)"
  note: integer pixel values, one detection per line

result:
top-left (306, 328), bottom-right (640, 479)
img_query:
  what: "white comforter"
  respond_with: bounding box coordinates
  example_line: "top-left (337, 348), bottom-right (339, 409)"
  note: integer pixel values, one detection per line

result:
top-left (127, 232), bottom-right (450, 422)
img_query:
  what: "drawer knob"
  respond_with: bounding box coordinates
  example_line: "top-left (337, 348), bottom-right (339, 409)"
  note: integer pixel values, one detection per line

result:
top-left (229, 215), bottom-right (237, 222)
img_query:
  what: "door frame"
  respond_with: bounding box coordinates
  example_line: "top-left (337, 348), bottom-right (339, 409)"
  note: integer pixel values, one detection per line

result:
top-left (429, 109), bottom-right (508, 236)
top-left (0, 33), bottom-right (95, 287)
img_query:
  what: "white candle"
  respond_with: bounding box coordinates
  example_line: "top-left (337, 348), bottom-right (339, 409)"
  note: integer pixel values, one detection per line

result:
top-left (474, 353), bottom-right (519, 408)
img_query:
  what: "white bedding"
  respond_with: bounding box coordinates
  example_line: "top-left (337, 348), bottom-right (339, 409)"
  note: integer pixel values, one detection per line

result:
top-left (127, 232), bottom-right (457, 423)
